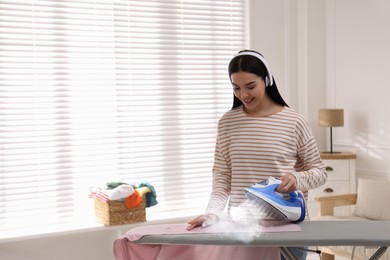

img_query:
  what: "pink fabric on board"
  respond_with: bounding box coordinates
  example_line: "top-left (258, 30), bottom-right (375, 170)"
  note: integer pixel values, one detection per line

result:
top-left (123, 222), bottom-right (301, 241)
top-left (113, 222), bottom-right (301, 260)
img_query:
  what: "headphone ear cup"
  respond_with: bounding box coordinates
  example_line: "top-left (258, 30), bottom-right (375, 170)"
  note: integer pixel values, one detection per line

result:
top-left (265, 76), bottom-right (270, 87)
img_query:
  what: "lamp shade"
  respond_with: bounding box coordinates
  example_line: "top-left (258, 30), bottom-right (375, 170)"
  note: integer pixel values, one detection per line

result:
top-left (319, 109), bottom-right (344, 127)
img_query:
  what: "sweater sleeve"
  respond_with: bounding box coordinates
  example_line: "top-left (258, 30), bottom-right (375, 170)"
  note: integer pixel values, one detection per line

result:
top-left (291, 117), bottom-right (328, 192)
top-left (205, 126), bottom-right (232, 218)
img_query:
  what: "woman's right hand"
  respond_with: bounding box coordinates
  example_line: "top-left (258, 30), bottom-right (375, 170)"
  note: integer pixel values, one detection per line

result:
top-left (186, 214), bottom-right (219, 230)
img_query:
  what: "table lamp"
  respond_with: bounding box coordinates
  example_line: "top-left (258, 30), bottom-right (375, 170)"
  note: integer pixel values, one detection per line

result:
top-left (319, 108), bottom-right (344, 153)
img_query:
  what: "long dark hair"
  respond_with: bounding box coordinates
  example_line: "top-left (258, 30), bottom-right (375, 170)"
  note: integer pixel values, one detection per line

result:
top-left (228, 50), bottom-right (289, 109)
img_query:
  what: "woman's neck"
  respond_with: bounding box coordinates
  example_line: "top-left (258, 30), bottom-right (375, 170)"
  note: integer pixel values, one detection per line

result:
top-left (243, 100), bottom-right (284, 117)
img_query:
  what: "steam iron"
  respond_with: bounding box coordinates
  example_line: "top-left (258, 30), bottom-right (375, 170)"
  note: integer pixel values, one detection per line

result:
top-left (244, 177), bottom-right (305, 222)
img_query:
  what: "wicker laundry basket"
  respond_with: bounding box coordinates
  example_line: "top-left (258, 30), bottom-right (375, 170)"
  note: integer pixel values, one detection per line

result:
top-left (94, 198), bottom-right (146, 226)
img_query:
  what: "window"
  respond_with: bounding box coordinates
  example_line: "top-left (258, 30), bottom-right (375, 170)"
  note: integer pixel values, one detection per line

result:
top-left (0, 0), bottom-right (246, 237)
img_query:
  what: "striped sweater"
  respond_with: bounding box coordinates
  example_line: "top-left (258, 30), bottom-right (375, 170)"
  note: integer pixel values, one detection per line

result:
top-left (205, 106), bottom-right (327, 219)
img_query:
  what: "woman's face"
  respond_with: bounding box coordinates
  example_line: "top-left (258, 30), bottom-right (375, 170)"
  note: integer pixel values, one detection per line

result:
top-left (230, 71), bottom-right (267, 114)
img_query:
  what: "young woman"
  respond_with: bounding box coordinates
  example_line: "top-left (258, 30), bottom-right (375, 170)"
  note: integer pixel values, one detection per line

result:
top-left (187, 50), bottom-right (327, 259)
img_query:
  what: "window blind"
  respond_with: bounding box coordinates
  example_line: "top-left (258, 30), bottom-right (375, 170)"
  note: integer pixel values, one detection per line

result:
top-left (0, 0), bottom-right (246, 236)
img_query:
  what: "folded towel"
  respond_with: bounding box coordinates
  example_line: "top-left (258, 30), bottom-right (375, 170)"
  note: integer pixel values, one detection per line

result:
top-left (106, 181), bottom-right (130, 190)
top-left (106, 184), bottom-right (135, 200)
top-left (125, 190), bottom-right (142, 209)
top-left (137, 182), bottom-right (158, 207)
top-left (89, 187), bottom-right (110, 202)
top-left (90, 184), bottom-right (135, 201)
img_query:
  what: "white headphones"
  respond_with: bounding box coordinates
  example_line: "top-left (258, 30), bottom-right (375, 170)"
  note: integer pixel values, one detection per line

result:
top-left (234, 51), bottom-right (274, 87)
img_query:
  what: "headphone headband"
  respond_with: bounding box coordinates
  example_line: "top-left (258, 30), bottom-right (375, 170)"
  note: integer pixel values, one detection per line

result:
top-left (234, 51), bottom-right (274, 87)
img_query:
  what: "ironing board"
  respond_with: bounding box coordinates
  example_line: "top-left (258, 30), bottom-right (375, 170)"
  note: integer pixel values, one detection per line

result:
top-left (128, 221), bottom-right (390, 260)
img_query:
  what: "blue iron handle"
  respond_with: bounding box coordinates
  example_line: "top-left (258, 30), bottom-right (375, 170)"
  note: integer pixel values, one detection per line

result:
top-left (267, 183), bottom-right (300, 198)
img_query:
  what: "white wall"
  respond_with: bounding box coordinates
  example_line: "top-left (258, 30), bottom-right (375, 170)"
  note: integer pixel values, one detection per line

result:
top-left (325, 0), bottom-right (390, 179)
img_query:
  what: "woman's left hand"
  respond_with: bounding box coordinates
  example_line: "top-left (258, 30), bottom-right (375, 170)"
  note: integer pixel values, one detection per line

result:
top-left (186, 214), bottom-right (219, 231)
top-left (276, 173), bottom-right (297, 193)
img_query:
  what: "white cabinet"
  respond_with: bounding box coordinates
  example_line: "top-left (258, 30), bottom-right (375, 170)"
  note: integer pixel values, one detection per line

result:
top-left (307, 152), bottom-right (356, 219)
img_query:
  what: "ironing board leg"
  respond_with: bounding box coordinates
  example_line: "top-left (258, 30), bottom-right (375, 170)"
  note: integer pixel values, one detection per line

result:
top-left (280, 247), bottom-right (299, 260)
top-left (369, 246), bottom-right (388, 260)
